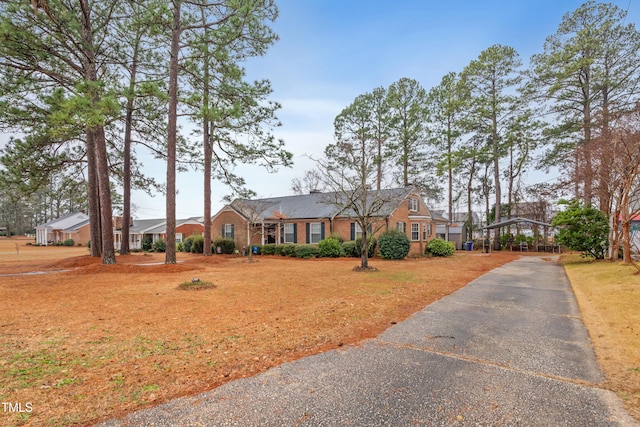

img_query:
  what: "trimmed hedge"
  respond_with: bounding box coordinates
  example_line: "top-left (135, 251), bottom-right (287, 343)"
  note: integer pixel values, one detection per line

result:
top-left (295, 245), bottom-right (319, 259)
top-left (63, 238), bottom-right (75, 247)
top-left (426, 238), bottom-right (455, 257)
top-left (378, 230), bottom-right (410, 260)
top-left (318, 238), bottom-right (344, 258)
top-left (213, 238), bottom-right (235, 254)
top-left (342, 241), bottom-right (358, 257)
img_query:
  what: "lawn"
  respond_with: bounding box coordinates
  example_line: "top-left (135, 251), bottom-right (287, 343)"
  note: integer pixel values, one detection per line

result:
top-left (562, 254), bottom-right (640, 421)
top-left (3, 239), bottom-right (638, 426)
top-left (0, 237), bottom-right (520, 427)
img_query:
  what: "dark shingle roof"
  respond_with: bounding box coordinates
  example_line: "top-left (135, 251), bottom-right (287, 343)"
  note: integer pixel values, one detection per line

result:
top-left (231, 187), bottom-right (413, 221)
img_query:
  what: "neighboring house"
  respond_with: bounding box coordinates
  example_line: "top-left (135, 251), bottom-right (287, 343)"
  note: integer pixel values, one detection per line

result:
top-left (35, 212), bottom-right (90, 245)
top-left (113, 217), bottom-right (204, 250)
top-left (435, 211), bottom-right (483, 249)
top-left (37, 214), bottom-right (204, 250)
top-left (211, 187), bottom-right (437, 255)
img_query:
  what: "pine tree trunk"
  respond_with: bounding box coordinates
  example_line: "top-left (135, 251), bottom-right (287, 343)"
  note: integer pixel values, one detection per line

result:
top-left (165, 0), bottom-right (181, 264)
top-left (86, 132), bottom-right (102, 257)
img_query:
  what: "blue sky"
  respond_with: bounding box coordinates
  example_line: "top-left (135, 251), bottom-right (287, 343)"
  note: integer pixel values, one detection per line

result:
top-left (142, 0), bottom-right (636, 220)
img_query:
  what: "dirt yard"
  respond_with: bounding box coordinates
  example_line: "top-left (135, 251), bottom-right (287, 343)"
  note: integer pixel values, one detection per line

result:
top-left (0, 237), bottom-right (524, 426)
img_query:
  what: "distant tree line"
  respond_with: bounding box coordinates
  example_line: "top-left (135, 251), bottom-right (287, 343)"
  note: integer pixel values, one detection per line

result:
top-left (294, 1), bottom-right (640, 261)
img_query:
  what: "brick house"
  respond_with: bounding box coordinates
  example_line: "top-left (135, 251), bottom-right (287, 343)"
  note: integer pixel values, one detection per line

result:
top-left (113, 217), bottom-right (204, 250)
top-left (211, 187), bottom-right (437, 255)
top-left (35, 212), bottom-right (90, 245)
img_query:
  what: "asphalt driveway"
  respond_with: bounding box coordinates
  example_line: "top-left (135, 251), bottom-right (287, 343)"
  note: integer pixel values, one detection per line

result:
top-left (98, 256), bottom-right (637, 426)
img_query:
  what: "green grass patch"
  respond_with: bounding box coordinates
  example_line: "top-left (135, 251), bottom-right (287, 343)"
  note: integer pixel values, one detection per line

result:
top-left (177, 280), bottom-right (216, 290)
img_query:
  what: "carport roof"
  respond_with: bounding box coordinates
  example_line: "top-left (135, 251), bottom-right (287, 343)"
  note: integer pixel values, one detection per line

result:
top-left (484, 217), bottom-right (553, 229)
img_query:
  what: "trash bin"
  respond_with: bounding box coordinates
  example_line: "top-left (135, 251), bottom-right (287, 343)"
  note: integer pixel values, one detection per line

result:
top-left (253, 245), bottom-right (258, 254)
top-left (465, 241), bottom-right (473, 251)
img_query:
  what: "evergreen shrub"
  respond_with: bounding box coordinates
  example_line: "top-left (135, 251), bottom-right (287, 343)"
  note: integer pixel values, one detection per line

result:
top-left (378, 230), bottom-right (410, 260)
top-left (426, 238), bottom-right (455, 257)
top-left (212, 238), bottom-right (235, 254)
top-left (295, 244), bottom-right (319, 259)
top-left (318, 238), bottom-right (344, 257)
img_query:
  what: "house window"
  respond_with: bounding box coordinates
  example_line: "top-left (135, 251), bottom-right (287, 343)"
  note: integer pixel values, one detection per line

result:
top-left (354, 223), bottom-right (362, 240)
top-left (409, 197), bottom-right (418, 212)
top-left (396, 221), bottom-right (406, 233)
top-left (284, 223), bottom-right (296, 243)
top-left (222, 223), bottom-right (234, 239)
top-left (176, 233), bottom-right (183, 243)
top-left (309, 222), bottom-right (322, 244)
top-left (411, 223), bottom-right (420, 241)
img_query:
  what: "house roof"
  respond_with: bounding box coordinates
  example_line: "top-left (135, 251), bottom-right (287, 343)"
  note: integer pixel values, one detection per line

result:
top-left (37, 212), bottom-right (90, 230)
top-left (63, 218), bottom-right (90, 232)
top-left (231, 187), bottom-right (416, 221)
top-left (130, 217), bottom-right (203, 234)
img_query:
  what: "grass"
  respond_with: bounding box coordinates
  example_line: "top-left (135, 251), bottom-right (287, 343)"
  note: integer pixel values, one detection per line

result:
top-left (561, 254), bottom-right (640, 420)
top-left (177, 279), bottom-right (216, 290)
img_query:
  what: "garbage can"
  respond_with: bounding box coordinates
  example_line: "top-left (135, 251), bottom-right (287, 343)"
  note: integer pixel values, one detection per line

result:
top-left (466, 241), bottom-right (474, 251)
top-left (253, 245), bottom-right (258, 254)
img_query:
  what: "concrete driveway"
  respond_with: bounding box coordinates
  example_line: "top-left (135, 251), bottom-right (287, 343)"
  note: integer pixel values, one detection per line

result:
top-left (98, 256), bottom-right (637, 426)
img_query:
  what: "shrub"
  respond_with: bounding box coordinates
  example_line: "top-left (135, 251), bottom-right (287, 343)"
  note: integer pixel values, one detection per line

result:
top-left (551, 199), bottom-right (609, 259)
top-left (318, 238), bottom-right (344, 258)
top-left (342, 241), bottom-right (358, 257)
top-left (279, 244), bottom-right (297, 257)
top-left (142, 236), bottom-right (152, 251)
top-left (327, 232), bottom-right (344, 244)
top-left (212, 238), bottom-right (235, 254)
top-left (355, 236), bottom-right (377, 258)
top-left (152, 238), bottom-right (166, 253)
top-left (295, 244), bottom-right (319, 259)
top-left (426, 238), bottom-right (455, 257)
top-left (182, 236), bottom-right (193, 253)
top-left (259, 244), bottom-right (276, 255)
top-left (63, 238), bottom-right (75, 247)
top-left (185, 234), bottom-right (204, 254)
top-left (378, 230), bottom-right (410, 260)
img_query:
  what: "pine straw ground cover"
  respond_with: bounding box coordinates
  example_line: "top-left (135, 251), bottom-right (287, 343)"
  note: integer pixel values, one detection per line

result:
top-left (0, 238), bottom-right (526, 426)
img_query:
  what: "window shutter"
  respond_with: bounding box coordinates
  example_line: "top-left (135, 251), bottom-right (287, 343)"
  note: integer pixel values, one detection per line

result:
top-left (293, 223), bottom-right (298, 244)
top-left (350, 223), bottom-right (355, 241)
top-left (367, 223), bottom-right (372, 233)
top-left (306, 223), bottom-right (310, 244)
top-left (230, 224), bottom-right (234, 239)
top-left (321, 222), bottom-right (325, 240)
top-left (221, 224), bottom-right (225, 238)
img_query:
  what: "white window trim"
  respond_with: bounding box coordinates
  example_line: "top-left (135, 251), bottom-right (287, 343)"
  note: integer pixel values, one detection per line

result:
top-left (284, 223), bottom-right (295, 244)
top-left (354, 223), bottom-right (363, 240)
top-left (409, 197), bottom-right (418, 212)
top-left (310, 222), bottom-right (322, 244)
top-left (411, 223), bottom-right (420, 241)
